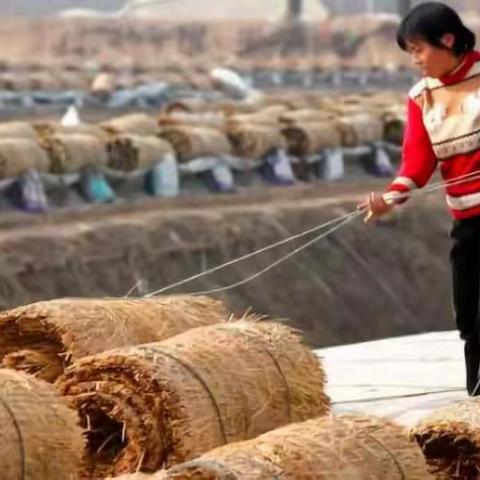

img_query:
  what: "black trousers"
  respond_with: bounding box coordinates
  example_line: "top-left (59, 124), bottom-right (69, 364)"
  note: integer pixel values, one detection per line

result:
top-left (451, 217), bottom-right (480, 395)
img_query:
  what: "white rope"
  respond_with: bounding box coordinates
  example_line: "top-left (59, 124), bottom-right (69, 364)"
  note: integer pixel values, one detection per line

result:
top-left (140, 169), bottom-right (480, 298)
top-left (143, 209), bottom-right (359, 297)
top-left (188, 211), bottom-right (362, 296)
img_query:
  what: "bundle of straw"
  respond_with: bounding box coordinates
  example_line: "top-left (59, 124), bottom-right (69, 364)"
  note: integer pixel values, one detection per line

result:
top-left (335, 113), bottom-right (384, 147)
top-left (41, 134), bottom-right (108, 173)
top-left (410, 398), bottom-right (480, 479)
top-left (226, 124), bottom-right (286, 159)
top-left (158, 414), bottom-right (432, 479)
top-left (57, 319), bottom-right (329, 478)
top-left (0, 369), bottom-right (84, 480)
top-left (107, 134), bottom-right (174, 171)
top-left (226, 113), bottom-right (278, 128)
top-left (160, 126), bottom-right (231, 162)
top-left (0, 121), bottom-right (38, 140)
top-left (34, 122), bottom-right (109, 141)
top-left (282, 122), bottom-right (342, 156)
top-left (158, 112), bottom-right (225, 130)
top-left (101, 114), bottom-right (160, 136)
top-left (280, 109), bottom-right (336, 127)
top-left (0, 138), bottom-right (50, 178)
top-left (382, 106), bottom-right (407, 145)
top-left (0, 296), bottom-right (227, 382)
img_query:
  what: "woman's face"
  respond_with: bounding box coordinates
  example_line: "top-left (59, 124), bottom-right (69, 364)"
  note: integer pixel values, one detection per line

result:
top-left (406, 34), bottom-right (458, 78)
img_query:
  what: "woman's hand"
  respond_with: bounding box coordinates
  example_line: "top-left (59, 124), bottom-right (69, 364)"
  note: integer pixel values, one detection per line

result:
top-left (357, 192), bottom-right (394, 224)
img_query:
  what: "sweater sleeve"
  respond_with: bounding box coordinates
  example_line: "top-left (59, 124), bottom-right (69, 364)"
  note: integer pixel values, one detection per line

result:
top-left (384, 98), bottom-right (437, 205)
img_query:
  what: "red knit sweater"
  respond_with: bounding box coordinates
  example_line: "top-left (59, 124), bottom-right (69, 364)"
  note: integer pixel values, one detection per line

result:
top-left (387, 50), bottom-right (480, 220)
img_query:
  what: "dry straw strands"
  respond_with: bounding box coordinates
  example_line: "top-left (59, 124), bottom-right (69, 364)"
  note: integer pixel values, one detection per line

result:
top-left (57, 319), bottom-right (330, 478)
top-left (0, 121), bottom-right (38, 140)
top-left (158, 414), bottom-right (432, 480)
top-left (0, 369), bottom-right (84, 480)
top-left (107, 134), bottom-right (174, 171)
top-left (101, 114), bottom-right (160, 136)
top-left (0, 138), bottom-right (50, 179)
top-left (282, 122), bottom-right (342, 157)
top-left (410, 398), bottom-right (480, 479)
top-left (41, 134), bottom-right (108, 173)
top-left (160, 126), bottom-right (231, 162)
top-left (0, 295), bottom-right (227, 382)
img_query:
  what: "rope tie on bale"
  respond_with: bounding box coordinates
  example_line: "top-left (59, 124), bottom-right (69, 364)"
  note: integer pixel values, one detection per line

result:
top-left (229, 328), bottom-right (292, 422)
top-left (0, 395), bottom-right (25, 480)
top-left (167, 458), bottom-right (283, 480)
top-left (364, 431), bottom-right (407, 480)
top-left (168, 459), bottom-right (239, 480)
top-left (137, 346), bottom-right (229, 444)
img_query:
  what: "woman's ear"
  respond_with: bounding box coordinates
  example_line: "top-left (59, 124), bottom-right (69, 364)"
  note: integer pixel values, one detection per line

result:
top-left (441, 33), bottom-right (455, 50)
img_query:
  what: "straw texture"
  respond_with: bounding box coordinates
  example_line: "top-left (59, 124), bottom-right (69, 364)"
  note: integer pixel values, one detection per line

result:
top-left (57, 319), bottom-right (330, 478)
top-left (101, 114), bottom-right (160, 137)
top-left (41, 134), bottom-right (108, 173)
top-left (107, 134), bottom-right (174, 171)
top-left (282, 122), bottom-right (341, 156)
top-left (226, 124), bottom-right (286, 159)
top-left (157, 414), bottom-right (433, 480)
top-left (411, 398), bottom-right (480, 479)
top-left (160, 126), bottom-right (231, 162)
top-left (0, 295), bottom-right (228, 382)
top-left (0, 368), bottom-right (84, 480)
top-left (0, 138), bottom-right (50, 178)
top-left (0, 121), bottom-right (38, 140)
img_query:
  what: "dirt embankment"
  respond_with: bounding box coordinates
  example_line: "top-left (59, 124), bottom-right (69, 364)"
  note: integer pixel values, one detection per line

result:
top-left (0, 181), bottom-right (453, 348)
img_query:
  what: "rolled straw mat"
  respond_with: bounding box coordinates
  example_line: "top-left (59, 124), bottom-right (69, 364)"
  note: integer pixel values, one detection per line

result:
top-left (57, 319), bottom-right (330, 478)
top-left (0, 138), bottom-right (50, 178)
top-left (101, 114), bottom-right (160, 137)
top-left (0, 295), bottom-right (228, 383)
top-left (41, 134), bottom-right (108, 173)
top-left (157, 414), bottom-right (433, 480)
top-left (0, 368), bottom-right (84, 480)
top-left (107, 134), bottom-right (174, 171)
top-left (159, 126), bottom-right (231, 162)
top-left (411, 398), bottom-right (480, 479)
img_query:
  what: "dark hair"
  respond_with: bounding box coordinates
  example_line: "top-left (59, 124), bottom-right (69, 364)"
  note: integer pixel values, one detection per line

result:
top-left (397, 2), bottom-right (476, 56)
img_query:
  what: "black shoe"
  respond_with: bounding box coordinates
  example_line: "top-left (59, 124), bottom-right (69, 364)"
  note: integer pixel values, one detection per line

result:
top-left (465, 340), bottom-right (480, 396)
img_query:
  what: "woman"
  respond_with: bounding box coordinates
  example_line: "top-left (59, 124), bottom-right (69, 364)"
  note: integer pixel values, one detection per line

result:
top-left (360, 2), bottom-right (480, 395)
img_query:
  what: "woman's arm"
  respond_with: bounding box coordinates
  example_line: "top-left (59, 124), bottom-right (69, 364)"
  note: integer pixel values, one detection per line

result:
top-left (359, 97), bottom-right (438, 222)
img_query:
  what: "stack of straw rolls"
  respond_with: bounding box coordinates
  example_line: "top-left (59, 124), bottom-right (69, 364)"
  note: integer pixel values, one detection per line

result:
top-left (0, 368), bottom-right (84, 480)
top-left (40, 134), bottom-right (109, 173)
top-left (156, 414), bottom-right (433, 480)
top-left (101, 114), bottom-right (160, 137)
top-left (159, 126), bottom-right (231, 162)
top-left (0, 138), bottom-right (50, 178)
top-left (106, 134), bottom-right (174, 171)
top-left (410, 398), bottom-right (480, 479)
top-left (57, 319), bottom-right (330, 478)
top-left (0, 296), bottom-right (228, 382)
